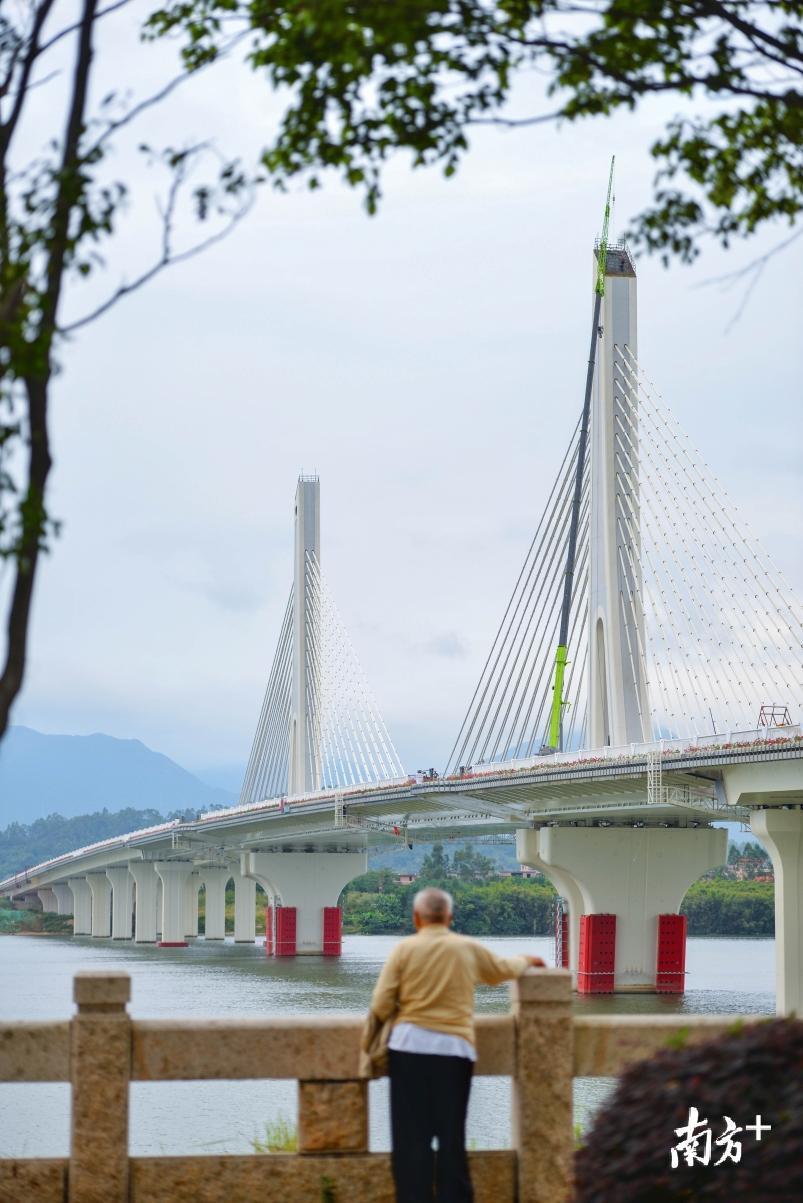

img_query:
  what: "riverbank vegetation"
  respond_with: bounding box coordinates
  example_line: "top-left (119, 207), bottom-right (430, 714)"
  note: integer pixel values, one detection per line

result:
top-left (1, 826), bottom-right (775, 939)
top-left (341, 845), bottom-right (775, 938)
top-left (0, 897), bottom-right (72, 934)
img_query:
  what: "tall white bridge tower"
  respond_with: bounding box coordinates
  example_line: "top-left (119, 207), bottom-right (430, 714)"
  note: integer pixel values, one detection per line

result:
top-left (290, 476), bottom-right (322, 796)
top-left (589, 244), bottom-right (649, 747)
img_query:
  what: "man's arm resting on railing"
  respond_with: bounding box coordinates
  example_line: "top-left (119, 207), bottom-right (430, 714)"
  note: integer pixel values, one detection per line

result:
top-left (475, 947), bottom-right (546, 986)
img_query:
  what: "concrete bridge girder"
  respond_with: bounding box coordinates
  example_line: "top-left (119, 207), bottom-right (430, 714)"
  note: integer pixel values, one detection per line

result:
top-left (517, 825), bottom-right (727, 991)
top-left (722, 759), bottom-right (803, 808)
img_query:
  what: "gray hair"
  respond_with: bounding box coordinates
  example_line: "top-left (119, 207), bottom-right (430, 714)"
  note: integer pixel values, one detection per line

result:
top-left (413, 886), bottom-right (453, 923)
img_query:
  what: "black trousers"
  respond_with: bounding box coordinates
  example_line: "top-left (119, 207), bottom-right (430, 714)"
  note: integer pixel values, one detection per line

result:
top-left (389, 1048), bottom-right (474, 1203)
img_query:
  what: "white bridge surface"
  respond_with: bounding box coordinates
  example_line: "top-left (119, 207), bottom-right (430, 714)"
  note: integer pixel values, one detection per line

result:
top-left (3, 728), bottom-right (801, 895)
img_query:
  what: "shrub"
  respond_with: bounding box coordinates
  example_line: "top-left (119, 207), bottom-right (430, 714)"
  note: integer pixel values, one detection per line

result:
top-left (574, 1019), bottom-right (803, 1202)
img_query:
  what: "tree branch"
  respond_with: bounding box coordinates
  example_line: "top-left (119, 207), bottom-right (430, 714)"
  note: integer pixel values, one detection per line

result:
top-left (61, 189), bottom-right (256, 335)
top-left (0, 0), bottom-right (98, 740)
top-left (696, 227), bottom-right (803, 331)
top-left (0, 0), bottom-right (57, 156)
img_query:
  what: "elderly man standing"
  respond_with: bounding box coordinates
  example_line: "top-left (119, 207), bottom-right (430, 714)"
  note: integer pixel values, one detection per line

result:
top-left (367, 885), bottom-right (544, 1203)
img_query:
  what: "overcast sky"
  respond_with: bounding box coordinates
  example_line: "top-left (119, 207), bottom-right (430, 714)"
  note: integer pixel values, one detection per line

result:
top-left (5, 4), bottom-right (802, 787)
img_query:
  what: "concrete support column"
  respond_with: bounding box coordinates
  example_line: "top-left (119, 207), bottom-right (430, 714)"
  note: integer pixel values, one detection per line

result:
top-left (67, 878), bottom-right (92, 935)
top-left (85, 872), bottom-right (113, 938)
top-left (517, 830), bottom-right (585, 983)
top-left (751, 807), bottom-right (803, 1016)
top-left (232, 868), bottom-right (256, 943)
top-left (128, 862), bottom-right (159, 944)
top-left (200, 868), bottom-right (229, 940)
top-left (531, 826), bottom-right (726, 991)
top-left (156, 877), bottom-right (163, 938)
top-left (51, 882), bottom-right (74, 916)
top-left (106, 866), bottom-right (134, 940)
top-left (154, 863), bottom-right (194, 947)
top-left (37, 887), bottom-right (58, 913)
top-left (182, 872), bottom-right (201, 938)
top-left (243, 850), bottom-right (366, 954)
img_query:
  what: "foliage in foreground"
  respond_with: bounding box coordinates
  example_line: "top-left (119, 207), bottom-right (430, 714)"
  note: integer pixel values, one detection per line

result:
top-left (152, 0), bottom-right (803, 258)
top-left (574, 1019), bottom-right (803, 1202)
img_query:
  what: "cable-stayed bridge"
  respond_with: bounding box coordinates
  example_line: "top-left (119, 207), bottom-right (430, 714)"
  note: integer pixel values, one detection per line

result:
top-left (3, 242), bottom-right (802, 1011)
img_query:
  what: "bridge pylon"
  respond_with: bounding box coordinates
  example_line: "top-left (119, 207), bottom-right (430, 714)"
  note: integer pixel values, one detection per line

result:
top-left (240, 476), bottom-right (403, 807)
top-left (589, 243), bottom-right (650, 747)
top-left (290, 476), bottom-right (322, 796)
top-left (515, 240), bottom-right (726, 995)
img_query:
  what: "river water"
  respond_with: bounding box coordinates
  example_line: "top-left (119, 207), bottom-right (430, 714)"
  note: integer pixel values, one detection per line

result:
top-left (0, 932), bottom-right (775, 1158)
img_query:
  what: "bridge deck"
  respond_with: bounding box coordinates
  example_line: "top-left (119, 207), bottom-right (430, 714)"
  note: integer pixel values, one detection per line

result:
top-left (2, 730), bottom-right (800, 892)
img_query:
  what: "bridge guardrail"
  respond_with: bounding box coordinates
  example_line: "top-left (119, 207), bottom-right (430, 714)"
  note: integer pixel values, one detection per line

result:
top-left (466, 725), bottom-right (802, 777)
top-left (0, 970), bottom-right (763, 1203)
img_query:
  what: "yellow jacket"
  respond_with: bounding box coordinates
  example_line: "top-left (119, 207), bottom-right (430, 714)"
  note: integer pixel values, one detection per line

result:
top-left (369, 924), bottom-right (529, 1047)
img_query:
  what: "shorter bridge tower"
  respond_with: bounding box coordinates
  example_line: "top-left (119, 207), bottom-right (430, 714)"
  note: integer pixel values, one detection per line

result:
top-left (238, 475), bottom-right (402, 955)
top-left (290, 476), bottom-right (322, 796)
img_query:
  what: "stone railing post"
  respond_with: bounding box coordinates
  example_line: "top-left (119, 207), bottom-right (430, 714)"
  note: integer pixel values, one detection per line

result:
top-left (298, 1081), bottom-right (368, 1154)
top-left (511, 968), bottom-right (573, 1203)
top-left (69, 972), bottom-right (131, 1203)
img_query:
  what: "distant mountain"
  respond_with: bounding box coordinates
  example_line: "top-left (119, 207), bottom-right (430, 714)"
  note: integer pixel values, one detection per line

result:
top-left (0, 727), bottom-right (237, 826)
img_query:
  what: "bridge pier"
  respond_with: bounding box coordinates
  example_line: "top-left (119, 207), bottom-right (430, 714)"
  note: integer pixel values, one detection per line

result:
top-left (199, 868), bottom-right (229, 940)
top-left (243, 851), bottom-right (366, 955)
top-left (518, 826), bottom-right (726, 992)
top-left (85, 872), bottom-right (113, 938)
top-left (107, 867), bottom-right (134, 940)
top-left (182, 873), bottom-right (201, 939)
top-left (67, 878), bottom-right (92, 934)
top-left (231, 868), bottom-right (256, 943)
top-left (51, 882), bottom-right (74, 916)
top-left (154, 863), bottom-right (194, 946)
top-left (128, 862), bottom-right (159, 943)
top-left (37, 887), bottom-right (58, 913)
top-left (751, 808), bottom-right (803, 1016)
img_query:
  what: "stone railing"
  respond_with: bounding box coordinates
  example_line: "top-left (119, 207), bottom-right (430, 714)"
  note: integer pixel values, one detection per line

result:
top-left (0, 969), bottom-right (758, 1203)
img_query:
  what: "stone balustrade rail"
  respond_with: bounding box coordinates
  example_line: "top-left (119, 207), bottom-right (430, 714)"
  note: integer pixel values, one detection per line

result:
top-left (0, 969), bottom-right (760, 1203)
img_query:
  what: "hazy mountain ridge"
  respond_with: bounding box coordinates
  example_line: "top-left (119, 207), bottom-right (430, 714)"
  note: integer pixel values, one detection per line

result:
top-left (0, 727), bottom-right (237, 826)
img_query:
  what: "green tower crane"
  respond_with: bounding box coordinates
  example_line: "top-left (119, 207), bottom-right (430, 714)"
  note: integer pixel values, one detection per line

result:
top-left (544, 157), bottom-right (615, 752)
